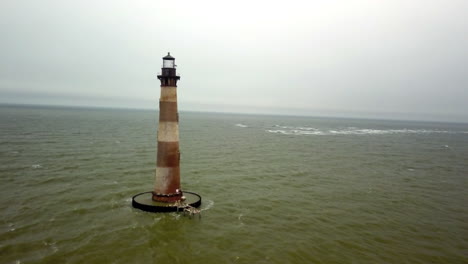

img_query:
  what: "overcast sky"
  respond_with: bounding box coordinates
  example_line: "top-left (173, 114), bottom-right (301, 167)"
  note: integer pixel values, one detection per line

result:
top-left (1, 0), bottom-right (467, 122)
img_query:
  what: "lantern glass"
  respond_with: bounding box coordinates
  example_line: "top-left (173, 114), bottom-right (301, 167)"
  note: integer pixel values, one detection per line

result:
top-left (163, 59), bottom-right (174, 68)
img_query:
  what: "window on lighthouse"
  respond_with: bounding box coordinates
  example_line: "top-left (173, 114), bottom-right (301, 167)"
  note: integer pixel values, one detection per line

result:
top-left (163, 59), bottom-right (174, 68)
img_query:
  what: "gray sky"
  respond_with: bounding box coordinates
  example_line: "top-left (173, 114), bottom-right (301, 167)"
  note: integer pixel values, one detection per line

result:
top-left (1, 0), bottom-right (467, 122)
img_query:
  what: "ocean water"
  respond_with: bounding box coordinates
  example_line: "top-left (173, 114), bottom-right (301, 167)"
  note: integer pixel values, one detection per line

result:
top-left (0, 105), bottom-right (467, 263)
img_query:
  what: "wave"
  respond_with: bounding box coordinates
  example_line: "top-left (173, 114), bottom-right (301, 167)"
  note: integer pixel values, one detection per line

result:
top-left (235, 124), bottom-right (248, 128)
top-left (267, 129), bottom-right (325, 135)
top-left (267, 126), bottom-right (467, 136)
top-left (200, 199), bottom-right (214, 211)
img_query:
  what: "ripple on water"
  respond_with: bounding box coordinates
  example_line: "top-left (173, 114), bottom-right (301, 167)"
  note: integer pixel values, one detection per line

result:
top-left (0, 107), bottom-right (467, 263)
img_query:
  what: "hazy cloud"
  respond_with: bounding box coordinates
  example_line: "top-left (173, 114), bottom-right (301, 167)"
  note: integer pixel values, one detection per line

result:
top-left (1, 0), bottom-right (467, 122)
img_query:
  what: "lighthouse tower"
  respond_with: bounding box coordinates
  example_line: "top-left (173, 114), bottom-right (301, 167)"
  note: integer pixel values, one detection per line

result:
top-left (132, 53), bottom-right (201, 213)
top-left (153, 53), bottom-right (182, 202)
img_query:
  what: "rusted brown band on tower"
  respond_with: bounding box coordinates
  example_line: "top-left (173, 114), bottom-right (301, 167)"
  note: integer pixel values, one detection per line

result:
top-left (156, 141), bottom-right (180, 167)
top-left (159, 101), bottom-right (178, 122)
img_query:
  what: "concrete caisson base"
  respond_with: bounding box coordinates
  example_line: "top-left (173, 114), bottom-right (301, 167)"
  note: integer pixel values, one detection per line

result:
top-left (132, 191), bottom-right (201, 213)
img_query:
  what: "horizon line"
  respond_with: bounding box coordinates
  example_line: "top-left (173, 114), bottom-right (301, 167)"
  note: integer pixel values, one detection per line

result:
top-left (1, 102), bottom-right (467, 125)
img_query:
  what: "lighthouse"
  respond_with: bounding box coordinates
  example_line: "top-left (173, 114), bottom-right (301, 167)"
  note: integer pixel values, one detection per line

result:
top-left (153, 53), bottom-right (182, 202)
top-left (132, 53), bottom-right (201, 213)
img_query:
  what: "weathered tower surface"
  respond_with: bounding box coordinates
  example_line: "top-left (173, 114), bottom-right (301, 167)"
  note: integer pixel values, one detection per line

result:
top-left (153, 53), bottom-right (182, 203)
top-left (132, 53), bottom-right (201, 213)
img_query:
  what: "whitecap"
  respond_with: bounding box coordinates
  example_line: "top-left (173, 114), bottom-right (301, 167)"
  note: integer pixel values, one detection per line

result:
top-left (235, 124), bottom-right (248, 128)
top-left (266, 130), bottom-right (289, 135)
top-left (296, 126), bottom-right (319, 131)
top-left (32, 164), bottom-right (42, 169)
top-left (298, 130), bottom-right (325, 135)
top-left (43, 241), bottom-right (58, 253)
top-left (200, 199), bottom-right (214, 211)
top-left (268, 126), bottom-right (464, 136)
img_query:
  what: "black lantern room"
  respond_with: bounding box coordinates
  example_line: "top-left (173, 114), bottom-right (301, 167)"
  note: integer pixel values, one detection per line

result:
top-left (162, 53), bottom-right (175, 68)
top-left (158, 52), bottom-right (180, 86)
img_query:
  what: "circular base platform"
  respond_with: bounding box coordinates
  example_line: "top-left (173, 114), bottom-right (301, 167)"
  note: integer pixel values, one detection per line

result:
top-left (132, 191), bottom-right (202, 213)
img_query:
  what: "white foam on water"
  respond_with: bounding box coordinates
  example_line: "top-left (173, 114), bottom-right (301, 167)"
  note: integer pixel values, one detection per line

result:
top-left (298, 130), bottom-right (325, 135)
top-left (266, 130), bottom-right (289, 134)
top-left (235, 124), bottom-right (248, 128)
top-left (334, 128), bottom-right (457, 135)
top-left (32, 164), bottom-right (42, 169)
top-left (269, 125), bottom-right (325, 135)
top-left (201, 199), bottom-right (214, 211)
top-left (297, 126), bottom-right (320, 131)
top-left (266, 126), bottom-right (466, 136)
top-left (238, 213), bottom-right (243, 221)
top-left (43, 241), bottom-right (58, 253)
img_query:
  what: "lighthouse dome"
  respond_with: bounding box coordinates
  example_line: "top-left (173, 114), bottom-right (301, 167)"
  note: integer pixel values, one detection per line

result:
top-left (163, 52), bottom-right (175, 60)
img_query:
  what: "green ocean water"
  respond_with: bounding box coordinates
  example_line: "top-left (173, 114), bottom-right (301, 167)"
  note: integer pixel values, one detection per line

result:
top-left (0, 105), bottom-right (467, 263)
